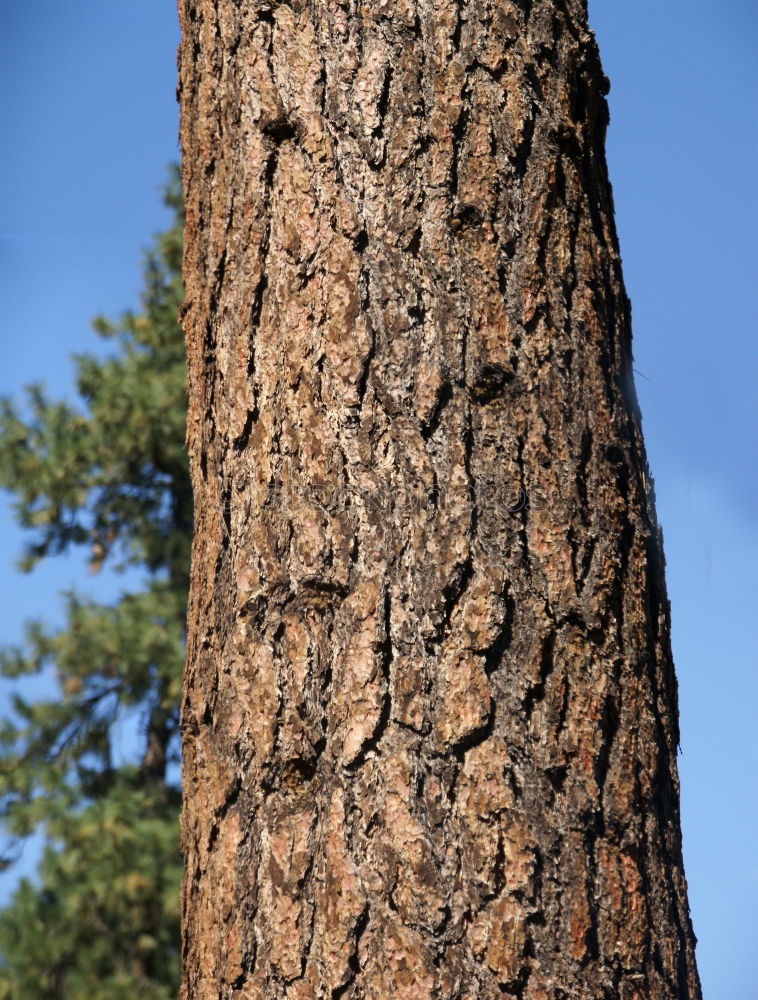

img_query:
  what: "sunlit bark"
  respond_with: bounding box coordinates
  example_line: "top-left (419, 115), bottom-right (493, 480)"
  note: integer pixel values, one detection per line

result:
top-left (178, 1), bottom-right (700, 996)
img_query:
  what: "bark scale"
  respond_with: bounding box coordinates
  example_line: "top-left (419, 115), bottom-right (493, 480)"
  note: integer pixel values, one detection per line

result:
top-left (178, 1), bottom-right (700, 997)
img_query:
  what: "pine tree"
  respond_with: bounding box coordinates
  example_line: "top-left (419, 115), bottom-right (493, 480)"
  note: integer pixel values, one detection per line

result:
top-left (0, 169), bottom-right (188, 1000)
top-left (178, 1), bottom-right (700, 997)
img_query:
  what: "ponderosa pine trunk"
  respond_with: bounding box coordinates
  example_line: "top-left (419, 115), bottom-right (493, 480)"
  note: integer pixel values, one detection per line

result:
top-left (177, 1), bottom-right (700, 997)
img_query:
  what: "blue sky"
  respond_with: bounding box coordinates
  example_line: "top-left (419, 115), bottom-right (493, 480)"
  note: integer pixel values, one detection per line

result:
top-left (1, 1), bottom-right (755, 996)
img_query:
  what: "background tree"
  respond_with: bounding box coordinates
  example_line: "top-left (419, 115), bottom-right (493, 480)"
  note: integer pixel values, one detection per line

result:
top-left (178, 1), bottom-right (700, 998)
top-left (0, 170), bottom-right (188, 1000)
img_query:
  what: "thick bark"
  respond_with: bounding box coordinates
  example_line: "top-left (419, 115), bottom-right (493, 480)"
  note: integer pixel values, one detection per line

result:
top-left (178, 1), bottom-right (700, 997)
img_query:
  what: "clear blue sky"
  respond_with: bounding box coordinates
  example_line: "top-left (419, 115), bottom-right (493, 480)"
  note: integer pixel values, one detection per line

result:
top-left (1, 1), bottom-right (755, 996)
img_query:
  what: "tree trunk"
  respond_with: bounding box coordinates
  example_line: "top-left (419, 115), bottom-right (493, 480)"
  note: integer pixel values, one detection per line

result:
top-left (177, 1), bottom-right (700, 997)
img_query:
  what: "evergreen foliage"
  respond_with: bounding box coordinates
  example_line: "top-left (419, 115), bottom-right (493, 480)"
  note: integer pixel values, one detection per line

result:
top-left (0, 169), bottom-right (188, 999)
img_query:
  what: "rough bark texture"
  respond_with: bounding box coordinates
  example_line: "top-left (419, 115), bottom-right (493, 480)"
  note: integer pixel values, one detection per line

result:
top-left (178, 1), bottom-right (700, 997)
